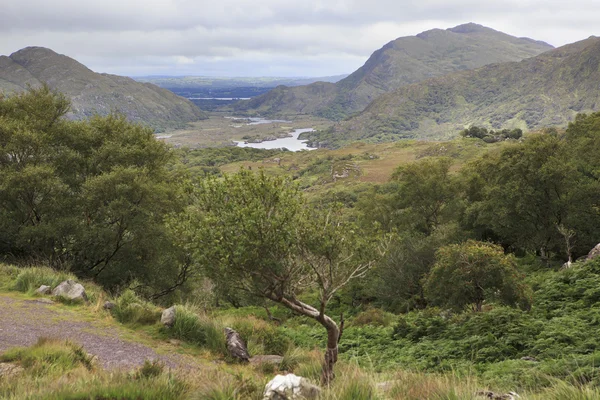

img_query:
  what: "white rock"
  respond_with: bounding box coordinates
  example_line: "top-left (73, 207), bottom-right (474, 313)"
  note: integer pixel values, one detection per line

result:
top-left (35, 285), bottom-right (51, 295)
top-left (51, 280), bottom-right (87, 302)
top-left (263, 374), bottom-right (320, 400)
top-left (161, 306), bottom-right (176, 327)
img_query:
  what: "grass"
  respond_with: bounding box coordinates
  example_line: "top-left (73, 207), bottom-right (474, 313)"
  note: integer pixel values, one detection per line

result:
top-left (111, 289), bottom-right (162, 325)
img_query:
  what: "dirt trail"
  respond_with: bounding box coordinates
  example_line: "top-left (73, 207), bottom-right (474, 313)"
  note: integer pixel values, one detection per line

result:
top-left (0, 294), bottom-right (189, 370)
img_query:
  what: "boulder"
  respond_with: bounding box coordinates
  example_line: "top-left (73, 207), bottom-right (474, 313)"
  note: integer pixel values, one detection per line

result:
top-left (250, 355), bottom-right (284, 366)
top-left (263, 374), bottom-right (321, 400)
top-left (103, 301), bottom-right (115, 310)
top-left (34, 285), bottom-right (51, 295)
top-left (161, 306), bottom-right (176, 327)
top-left (51, 280), bottom-right (87, 302)
top-left (586, 243), bottom-right (600, 261)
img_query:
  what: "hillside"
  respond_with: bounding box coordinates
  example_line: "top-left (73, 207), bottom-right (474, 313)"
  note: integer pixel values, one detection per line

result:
top-left (0, 47), bottom-right (207, 131)
top-left (233, 23), bottom-right (553, 119)
top-left (307, 36), bottom-right (600, 147)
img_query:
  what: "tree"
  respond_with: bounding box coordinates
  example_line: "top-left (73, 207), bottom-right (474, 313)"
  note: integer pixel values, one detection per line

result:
top-left (0, 86), bottom-right (190, 294)
top-left (388, 157), bottom-right (459, 235)
top-left (423, 240), bottom-right (530, 312)
top-left (177, 170), bottom-right (381, 383)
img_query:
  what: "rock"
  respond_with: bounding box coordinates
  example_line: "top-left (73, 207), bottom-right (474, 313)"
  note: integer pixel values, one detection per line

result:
top-left (520, 356), bottom-right (538, 362)
top-left (250, 355), bottom-right (284, 365)
top-left (27, 298), bottom-right (54, 305)
top-left (103, 301), bottom-right (115, 310)
top-left (51, 280), bottom-right (87, 302)
top-left (0, 362), bottom-right (24, 378)
top-left (475, 390), bottom-right (520, 399)
top-left (161, 306), bottom-right (176, 327)
top-left (34, 285), bottom-right (51, 295)
top-left (263, 374), bottom-right (321, 400)
top-left (168, 339), bottom-right (182, 346)
top-left (586, 243), bottom-right (600, 261)
top-left (225, 327), bottom-right (250, 362)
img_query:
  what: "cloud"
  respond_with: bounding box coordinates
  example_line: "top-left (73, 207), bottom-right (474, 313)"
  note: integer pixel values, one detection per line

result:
top-left (0, 0), bottom-right (597, 76)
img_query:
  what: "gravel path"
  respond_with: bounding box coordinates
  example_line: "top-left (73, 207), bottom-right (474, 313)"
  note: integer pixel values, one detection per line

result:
top-left (0, 295), bottom-right (187, 370)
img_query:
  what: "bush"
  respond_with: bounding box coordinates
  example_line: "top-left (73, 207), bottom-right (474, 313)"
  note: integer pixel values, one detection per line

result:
top-left (111, 290), bottom-right (161, 325)
top-left (351, 308), bottom-right (394, 327)
top-left (230, 316), bottom-right (292, 355)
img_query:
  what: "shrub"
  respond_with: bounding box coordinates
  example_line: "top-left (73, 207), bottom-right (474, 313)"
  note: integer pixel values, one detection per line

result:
top-left (351, 308), bottom-right (394, 327)
top-left (111, 290), bottom-right (161, 325)
top-left (135, 360), bottom-right (165, 379)
top-left (168, 305), bottom-right (226, 355)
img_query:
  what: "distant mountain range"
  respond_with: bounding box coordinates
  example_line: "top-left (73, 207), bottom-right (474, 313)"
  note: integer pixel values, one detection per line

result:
top-left (0, 47), bottom-right (207, 131)
top-left (304, 36), bottom-right (600, 148)
top-left (135, 75), bottom-right (349, 89)
top-left (232, 23), bottom-right (553, 120)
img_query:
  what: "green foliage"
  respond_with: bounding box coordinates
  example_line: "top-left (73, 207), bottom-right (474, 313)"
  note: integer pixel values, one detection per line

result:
top-left (111, 290), bottom-right (161, 325)
top-left (0, 86), bottom-right (192, 293)
top-left (135, 360), bottom-right (165, 379)
top-left (12, 267), bottom-right (76, 293)
top-left (351, 308), bottom-right (394, 327)
top-left (424, 240), bottom-right (530, 312)
top-left (460, 126), bottom-right (523, 141)
top-left (167, 305), bottom-right (227, 355)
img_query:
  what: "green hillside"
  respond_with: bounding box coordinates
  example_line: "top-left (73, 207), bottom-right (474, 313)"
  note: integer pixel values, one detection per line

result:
top-left (233, 23), bottom-right (552, 120)
top-left (309, 36), bottom-right (600, 147)
top-left (0, 47), bottom-right (207, 131)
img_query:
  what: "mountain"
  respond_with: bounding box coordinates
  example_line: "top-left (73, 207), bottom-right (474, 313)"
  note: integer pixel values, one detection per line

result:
top-left (0, 47), bottom-right (207, 131)
top-left (134, 75), bottom-right (349, 89)
top-left (233, 23), bottom-right (553, 119)
top-left (307, 36), bottom-right (600, 148)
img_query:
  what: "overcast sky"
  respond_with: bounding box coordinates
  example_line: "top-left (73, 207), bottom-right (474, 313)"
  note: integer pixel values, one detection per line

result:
top-left (0, 0), bottom-right (596, 77)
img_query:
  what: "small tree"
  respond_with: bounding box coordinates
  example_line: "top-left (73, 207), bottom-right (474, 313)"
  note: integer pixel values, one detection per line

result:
top-left (178, 170), bottom-right (381, 383)
top-left (423, 240), bottom-right (530, 312)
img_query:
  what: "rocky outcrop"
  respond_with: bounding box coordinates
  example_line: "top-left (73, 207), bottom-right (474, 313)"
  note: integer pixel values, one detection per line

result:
top-left (263, 374), bottom-right (321, 400)
top-left (225, 327), bottom-right (250, 362)
top-left (0, 363), bottom-right (24, 378)
top-left (51, 280), bottom-right (87, 302)
top-left (103, 301), bottom-right (115, 310)
top-left (586, 243), bottom-right (600, 261)
top-left (161, 306), bottom-right (176, 327)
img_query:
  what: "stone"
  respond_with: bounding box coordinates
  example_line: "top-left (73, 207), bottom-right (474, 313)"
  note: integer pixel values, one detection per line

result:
top-left (103, 301), bottom-right (115, 310)
top-left (34, 285), bottom-right (51, 295)
top-left (586, 243), bottom-right (600, 261)
top-left (225, 327), bottom-right (250, 362)
top-left (263, 374), bottom-right (321, 400)
top-left (250, 355), bottom-right (284, 365)
top-left (27, 298), bottom-right (54, 305)
top-left (51, 280), bottom-right (87, 302)
top-left (520, 356), bottom-right (538, 362)
top-left (0, 363), bottom-right (24, 378)
top-left (161, 306), bottom-right (176, 327)
top-left (475, 390), bottom-right (520, 399)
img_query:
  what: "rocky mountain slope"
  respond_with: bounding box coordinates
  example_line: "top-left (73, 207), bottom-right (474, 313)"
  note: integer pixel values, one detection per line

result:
top-left (234, 23), bottom-right (553, 119)
top-left (306, 36), bottom-right (600, 147)
top-left (0, 47), bottom-right (207, 131)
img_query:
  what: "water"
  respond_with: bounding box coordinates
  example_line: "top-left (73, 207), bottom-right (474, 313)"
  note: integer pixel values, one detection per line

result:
top-left (225, 116), bottom-right (291, 126)
top-left (235, 128), bottom-right (317, 151)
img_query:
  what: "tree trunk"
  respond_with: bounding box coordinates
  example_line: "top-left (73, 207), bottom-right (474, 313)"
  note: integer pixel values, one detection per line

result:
top-left (319, 316), bottom-right (340, 385)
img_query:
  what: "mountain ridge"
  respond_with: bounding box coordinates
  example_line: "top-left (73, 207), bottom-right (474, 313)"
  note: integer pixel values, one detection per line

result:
top-left (305, 36), bottom-right (600, 147)
top-left (0, 47), bottom-right (207, 131)
top-left (233, 23), bottom-right (554, 119)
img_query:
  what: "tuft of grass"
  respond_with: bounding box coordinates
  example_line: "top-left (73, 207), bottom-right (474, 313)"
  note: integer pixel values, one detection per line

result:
top-left (12, 267), bottom-right (76, 294)
top-left (135, 359), bottom-right (165, 379)
top-left (111, 289), bottom-right (161, 325)
top-left (351, 308), bottom-right (395, 327)
top-left (0, 338), bottom-right (94, 377)
top-left (0, 264), bottom-right (20, 290)
top-left (168, 305), bottom-right (227, 355)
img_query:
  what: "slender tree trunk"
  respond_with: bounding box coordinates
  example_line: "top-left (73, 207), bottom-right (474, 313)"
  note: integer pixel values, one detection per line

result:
top-left (318, 316), bottom-right (339, 385)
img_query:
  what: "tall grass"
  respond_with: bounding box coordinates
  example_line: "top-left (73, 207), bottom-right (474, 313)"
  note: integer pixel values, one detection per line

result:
top-left (12, 266), bottom-right (76, 293)
top-left (168, 304), bottom-right (227, 355)
top-left (111, 289), bottom-right (161, 325)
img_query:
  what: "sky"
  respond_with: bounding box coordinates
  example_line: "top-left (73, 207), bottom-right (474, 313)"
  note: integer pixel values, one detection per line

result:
top-left (0, 0), bottom-right (597, 77)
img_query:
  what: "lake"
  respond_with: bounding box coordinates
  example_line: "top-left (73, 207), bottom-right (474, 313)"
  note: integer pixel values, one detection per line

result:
top-left (234, 128), bottom-right (317, 151)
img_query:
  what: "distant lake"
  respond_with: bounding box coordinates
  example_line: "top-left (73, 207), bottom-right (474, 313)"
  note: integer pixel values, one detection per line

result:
top-left (235, 128), bottom-right (317, 151)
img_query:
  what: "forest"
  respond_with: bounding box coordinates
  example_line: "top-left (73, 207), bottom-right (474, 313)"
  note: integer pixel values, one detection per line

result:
top-left (3, 87), bottom-right (600, 398)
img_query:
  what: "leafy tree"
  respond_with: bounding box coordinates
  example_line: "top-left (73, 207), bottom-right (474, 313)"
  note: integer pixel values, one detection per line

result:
top-left (423, 240), bottom-right (530, 312)
top-left (388, 157), bottom-right (459, 235)
top-left (176, 170), bottom-right (381, 383)
top-left (0, 86), bottom-right (190, 294)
